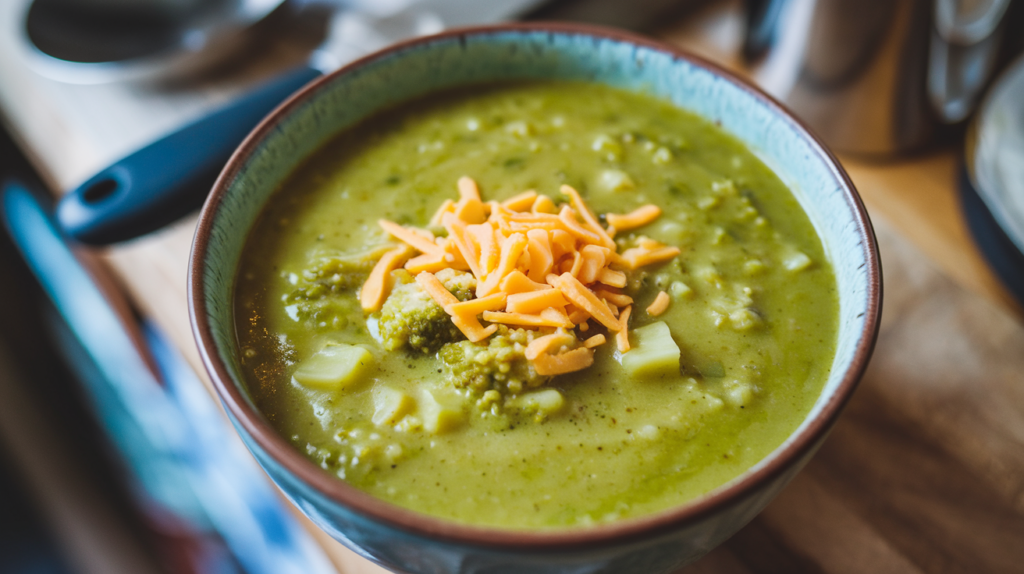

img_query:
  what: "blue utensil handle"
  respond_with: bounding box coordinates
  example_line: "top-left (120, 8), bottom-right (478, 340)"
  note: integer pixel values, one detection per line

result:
top-left (57, 65), bottom-right (322, 245)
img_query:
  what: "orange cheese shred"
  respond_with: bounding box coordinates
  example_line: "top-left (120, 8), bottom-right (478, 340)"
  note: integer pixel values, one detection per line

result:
top-left (442, 213), bottom-right (482, 277)
top-left (647, 291), bottom-right (671, 316)
top-left (597, 268), bottom-right (628, 288)
top-left (557, 205), bottom-right (602, 245)
top-left (560, 185), bottom-right (616, 248)
top-left (414, 271), bottom-right (496, 342)
top-left (532, 347), bottom-right (594, 376)
top-left (481, 310), bottom-right (573, 329)
top-left (525, 228), bottom-right (554, 281)
top-left (525, 330), bottom-right (577, 360)
top-left (379, 219), bottom-right (444, 256)
top-left (457, 176), bottom-right (481, 201)
top-left (615, 305), bottom-right (632, 353)
top-left (502, 190), bottom-right (538, 211)
top-left (404, 251), bottom-right (451, 274)
top-left (414, 271), bottom-right (459, 309)
top-left (506, 288), bottom-right (567, 314)
top-left (430, 199), bottom-right (455, 226)
top-left (606, 205), bottom-right (662, 231)
top-left (594, 288), bottom-right (633, 308)
top-left (448, 292), bottom-right (507, 316)
top-left (577, 244), bottom-right (608, 284)
top-left (360, 245), bottom-right (413, 312)
top-left (532, 194), bottom-right (557, 214)
top-left (363, 176), bottom-right (682, 373)
top-left (477, 232), bottom-right (528, 297)
top-left (500, 270), bottom-right (550, 294)
top-left (549, 272), bottom-right (620, 330)
top-left (619, 245), bottom-right (682, 270)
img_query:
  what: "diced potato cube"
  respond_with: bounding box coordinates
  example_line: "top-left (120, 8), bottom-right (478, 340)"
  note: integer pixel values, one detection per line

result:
top-left (670, 281), bottom-right (693, 299)
top-left (723, 379), bottom-right (755, 408)
top-left (598, 169), bottom-right (635, 192)
top-left (697, 195), bottom-right (720, 210)
top-left (510, 388), bottom-right (565, 419)
top-left (637, 425), bottom-right (660, 440)
top-left (711, 180), bottom-right (738, 197)
top-left (728, 308), bottom-right (761, 331)
top-left (372, 387), bottom-right (415, 426)
top-left (783, 251), bottom-right (812, 272)
top-left (743, 259), bottom-right (766, 275)
top-left (420, 390), bottom-right (465, 435)
top-left (506, 121), bottom-right (533, 137)
top-left (292, 344), bottom-right (374, 391)
top-left (652, 147), bottom-right (672, 165)
top-left (620, 322), bottom-right (680, 379)
top-left (592, 134), bottom-right (622, 159)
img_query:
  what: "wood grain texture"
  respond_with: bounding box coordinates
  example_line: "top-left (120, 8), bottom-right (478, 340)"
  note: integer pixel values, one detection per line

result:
top-left (2, 0), bottom-right (1023, 571)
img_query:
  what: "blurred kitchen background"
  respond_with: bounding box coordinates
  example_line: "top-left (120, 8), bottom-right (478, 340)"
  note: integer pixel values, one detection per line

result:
top-left (1, 0), bottom-right (1023, 573)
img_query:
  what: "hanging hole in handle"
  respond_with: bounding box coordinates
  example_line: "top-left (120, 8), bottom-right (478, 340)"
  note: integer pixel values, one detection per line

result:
top-left (81, 177), bottom-right (120, 203)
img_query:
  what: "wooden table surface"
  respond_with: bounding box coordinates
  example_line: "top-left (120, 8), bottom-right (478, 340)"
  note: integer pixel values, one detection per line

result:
top-left (1, 1), bottom-right (1022, 572)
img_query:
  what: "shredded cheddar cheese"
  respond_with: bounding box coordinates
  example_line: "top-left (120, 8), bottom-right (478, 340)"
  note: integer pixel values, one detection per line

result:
top-left (361, 177), bottom-right (681, 375)
top-left (606, 205), bottom-right (662, 231)
top-left (647, 291), bottom-right (671, 316)
top-left (360, 245), bottom-right (413, 312)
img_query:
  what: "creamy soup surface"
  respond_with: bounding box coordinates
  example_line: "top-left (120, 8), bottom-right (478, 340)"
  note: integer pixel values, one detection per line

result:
top-left (234, 82), bottom-right (838, 529)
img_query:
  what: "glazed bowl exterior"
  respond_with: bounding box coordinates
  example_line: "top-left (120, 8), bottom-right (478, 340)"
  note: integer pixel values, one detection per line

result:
top-left (189, 23), bottom-right (881, 574)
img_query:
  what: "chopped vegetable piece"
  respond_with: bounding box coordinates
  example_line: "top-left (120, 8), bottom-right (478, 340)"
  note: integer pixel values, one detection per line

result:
top-left (619, 321), bottom-right (680, 378)
top-left (372, 387), bottom-right (415, 426)
top-left (293, 344), bottom-right (374, 391)
top-left (420, 389), bottom-right (466, 434)
top-left (439, 327), bottom-right (547, 392)
top-left (509, 388), bottom-right (566, 420)
top-left (379, 281), bottom-right (463, 353)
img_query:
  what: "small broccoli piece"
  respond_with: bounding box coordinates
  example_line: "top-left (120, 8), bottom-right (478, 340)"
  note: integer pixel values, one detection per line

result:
top-left (434, 268), bottom-right (476, 300)
top-left (281, 252), bottom-right (377, 328)
top-left (439, 326), bottom-right (549, 393)
top-left (378, 271), bottom-right (476, 353)
top-left (287, 252), bottom-right (375, 302)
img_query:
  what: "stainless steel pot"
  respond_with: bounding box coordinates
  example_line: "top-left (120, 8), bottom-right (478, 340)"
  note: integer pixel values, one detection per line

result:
top-left (745, 0), bottom-right (1016, 155)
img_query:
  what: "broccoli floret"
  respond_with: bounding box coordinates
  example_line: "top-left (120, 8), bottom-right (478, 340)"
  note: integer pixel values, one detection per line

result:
top-left (438, 327), bottom-right (550, 394)
top-left (281, 252), bottom-right (374, 327)
top-left (378, 270), bottom-right (476, 353)
top-left (434, 268), bottom-right (476, 300)
top-left (286, 252), bottom-right (375, 302)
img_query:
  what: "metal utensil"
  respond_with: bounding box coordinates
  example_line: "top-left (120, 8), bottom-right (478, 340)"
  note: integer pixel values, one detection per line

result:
top-left (21, 0), bottom-right (287, 84)
top-left (745, 0), bottom-right (1014, 155)
top-left (54, 0), bottom-right (540, 245)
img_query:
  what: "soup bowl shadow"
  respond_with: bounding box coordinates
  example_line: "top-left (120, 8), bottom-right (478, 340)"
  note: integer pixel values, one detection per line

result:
top-left (189, 23), bottom-right (881, 574)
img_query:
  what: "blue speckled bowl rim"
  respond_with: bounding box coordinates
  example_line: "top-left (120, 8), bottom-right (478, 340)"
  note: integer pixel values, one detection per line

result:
top-left (189, 22), bottom-right (881, 552)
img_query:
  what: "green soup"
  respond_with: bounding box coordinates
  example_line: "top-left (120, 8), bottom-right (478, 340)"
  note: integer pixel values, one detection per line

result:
top-left (234, 82), bottom-right (837, 529)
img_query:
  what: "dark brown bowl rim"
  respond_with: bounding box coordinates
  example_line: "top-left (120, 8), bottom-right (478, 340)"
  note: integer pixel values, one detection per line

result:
top-left (189, 22), bottom-right (882, 552)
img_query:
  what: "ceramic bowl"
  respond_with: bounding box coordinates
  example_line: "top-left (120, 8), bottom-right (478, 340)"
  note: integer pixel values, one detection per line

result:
top-left (189, 23), bottom-right (881, 574)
